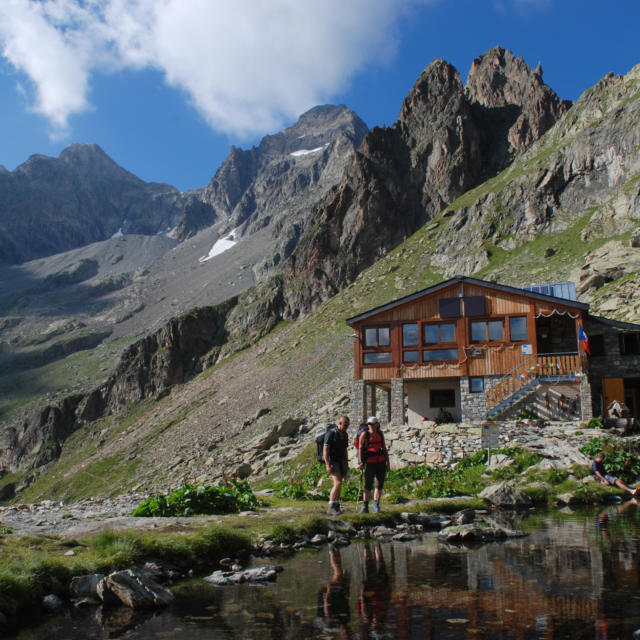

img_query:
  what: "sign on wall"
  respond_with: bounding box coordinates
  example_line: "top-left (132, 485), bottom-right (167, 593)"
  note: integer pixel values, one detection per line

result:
top-left (521, 344), bottom-right (533, 355)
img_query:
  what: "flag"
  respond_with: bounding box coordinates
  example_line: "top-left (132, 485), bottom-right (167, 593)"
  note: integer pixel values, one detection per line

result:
top-left (578, 324), bottom-right (590, 354)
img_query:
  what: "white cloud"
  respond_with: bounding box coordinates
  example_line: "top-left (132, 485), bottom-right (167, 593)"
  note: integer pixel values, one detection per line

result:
top-left (0, 0), bottom-right (411, 137)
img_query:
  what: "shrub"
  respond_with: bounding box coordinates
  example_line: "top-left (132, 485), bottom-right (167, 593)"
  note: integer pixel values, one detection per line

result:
top-left (586, 417), bottom-right (604, 429)
top-left (132, 480), bottom-right (262, 517)
top-left (580, 437), bottom-right (640, 483)
top-left (541, 468), bottom-right (569, 485)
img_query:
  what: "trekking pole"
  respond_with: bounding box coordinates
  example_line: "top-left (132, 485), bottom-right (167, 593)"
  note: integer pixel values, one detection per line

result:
top-left (356, 466), bottom-right (364, 507)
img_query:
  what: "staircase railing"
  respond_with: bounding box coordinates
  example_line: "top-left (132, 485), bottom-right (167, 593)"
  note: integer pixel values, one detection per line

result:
top-left (486, 352), bottom-right (582, 412)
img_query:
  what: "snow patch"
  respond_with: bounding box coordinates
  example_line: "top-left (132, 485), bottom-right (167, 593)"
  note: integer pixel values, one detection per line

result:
top-left (199, 229), bottom-right (238, 262)
top-left (289, 143), bottom-right (328, 157)
top-left (112, 228), bottom-right (124, 238)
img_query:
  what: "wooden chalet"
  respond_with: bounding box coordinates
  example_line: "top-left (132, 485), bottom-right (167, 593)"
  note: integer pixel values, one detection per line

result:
top-left (346, 276), bottom-right (599, 425)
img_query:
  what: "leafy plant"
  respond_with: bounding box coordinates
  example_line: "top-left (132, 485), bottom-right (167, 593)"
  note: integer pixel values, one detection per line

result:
top-left (580, 437), bottom-right (640, 483)
top-left (132, 480), bottom-right (262, 517)
top-left (586, 417), bottom-right (604, 429)
top-left (517, 408), bottom-right (538, 420)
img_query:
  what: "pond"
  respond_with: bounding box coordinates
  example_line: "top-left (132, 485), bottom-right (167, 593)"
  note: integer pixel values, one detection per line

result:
top-left (13, 504), bottom-right (640, 639)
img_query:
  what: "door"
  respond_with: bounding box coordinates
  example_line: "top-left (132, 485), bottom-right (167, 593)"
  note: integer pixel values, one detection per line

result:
top-left (603, 378), bottom-right (625, 415)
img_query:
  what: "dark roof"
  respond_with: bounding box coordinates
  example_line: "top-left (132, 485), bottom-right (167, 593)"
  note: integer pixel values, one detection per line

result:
top-left (345, 275), bottom-right (589, 325)
top-left (587, 315), bottom-right (640, 331)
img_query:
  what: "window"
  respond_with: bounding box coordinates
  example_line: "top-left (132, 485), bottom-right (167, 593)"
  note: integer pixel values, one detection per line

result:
top-left (423, 323), bottom-right (455, 344)
top-left (471, 320), bottom-right (504, 342)
top-left (470, 377), bottom-right (484, 393)
top-left (402, 323), bottom-right (419, 347)
top-left (464, 296), bottom-right (486, 316)
top-left (620, 332), bottom-right (640, 355)
top-left (431, 389), bottom-right (456, 408)
top-left (439, 297), bottom-right (460, 318)
top-left (590, 334), bottom-right (605, 356)
top-left (403, 350), bottom-right (419, 363)
top-left (509, 317), bottom-right (528, 341)
top-left (423, 348), bottom-right (459, 362)
top-left (364, 327), bottom-right (390, 347)
top-left (364, 352), bottom-right (393, 364)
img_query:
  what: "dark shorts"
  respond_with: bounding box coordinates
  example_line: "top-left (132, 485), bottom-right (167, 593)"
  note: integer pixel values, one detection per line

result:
top-left (364, 461), bottom-right (387, 491)
top-left (330, 459), bottom-right (349, 478)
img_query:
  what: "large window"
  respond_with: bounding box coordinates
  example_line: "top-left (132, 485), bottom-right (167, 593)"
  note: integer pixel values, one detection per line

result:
top-left (471, 320), bottom-right (504, 342)
top-left (364, 327), bottom-right (390, 347)
top-left (402, 323), bottom-right (419, 347)
top-left (509, 316), bottom-right (528, 341)
top-left (431, 389), bottom-right (456, 407)
top-left (423, 348), bottom-right (459, 362)
top-left (423, 323), bottom-right (455, 344)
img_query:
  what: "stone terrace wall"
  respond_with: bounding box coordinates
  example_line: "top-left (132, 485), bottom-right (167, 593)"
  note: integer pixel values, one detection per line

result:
top-left (348, 419), bottom-right (592, 470)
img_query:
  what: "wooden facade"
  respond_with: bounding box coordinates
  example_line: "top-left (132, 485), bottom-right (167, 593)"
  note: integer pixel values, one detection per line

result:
top-left (347, 276), bottom-right (591, 422)
top-left (347, 278), bottom-right (589, 383)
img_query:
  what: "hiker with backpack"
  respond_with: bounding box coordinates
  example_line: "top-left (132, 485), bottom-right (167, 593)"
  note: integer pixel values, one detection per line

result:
top-left (323, 416), bottom-right (351, 515)
top-left (357, 416), bottom-right (390, 513)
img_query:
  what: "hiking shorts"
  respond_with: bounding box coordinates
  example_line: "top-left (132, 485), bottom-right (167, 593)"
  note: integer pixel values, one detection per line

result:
top-left (329, 459), bottom-right (349, 478)
top-left (364, 461), bottom-right (387, 491)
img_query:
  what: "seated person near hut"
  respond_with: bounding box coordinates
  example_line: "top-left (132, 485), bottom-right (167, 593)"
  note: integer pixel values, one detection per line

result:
top-left (435, 408), bottom-right (454, 425)
top-left (592, 451), bottom-right (639, 496)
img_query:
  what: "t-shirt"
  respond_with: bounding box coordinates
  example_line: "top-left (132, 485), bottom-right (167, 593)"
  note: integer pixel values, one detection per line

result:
top-left (324, 428), bottom-right (349, 462)
top-left (593, 460), bottom-right (607, 476)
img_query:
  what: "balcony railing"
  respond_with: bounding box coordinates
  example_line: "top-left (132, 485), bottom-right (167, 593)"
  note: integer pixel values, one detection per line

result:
top-left (486, 352), bottom-right (583, 411)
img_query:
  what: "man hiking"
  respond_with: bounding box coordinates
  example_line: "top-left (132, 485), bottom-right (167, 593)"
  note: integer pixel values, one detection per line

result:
top-left (324, 415), bottom-right (350, 515)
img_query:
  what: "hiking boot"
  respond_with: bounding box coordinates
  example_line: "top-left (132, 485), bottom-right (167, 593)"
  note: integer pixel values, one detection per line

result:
top-left (327, 502), bottom-right (340, 516)
top-left (372, 501), bottom-right (380, 513)
top-left (359, 502), bottom-right (369, 514)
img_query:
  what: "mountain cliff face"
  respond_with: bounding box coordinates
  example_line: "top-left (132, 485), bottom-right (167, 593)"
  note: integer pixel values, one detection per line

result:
top-left (282, 47), bottom-right (571, 313)
top-left (0, 144), bottom-right (212, 264)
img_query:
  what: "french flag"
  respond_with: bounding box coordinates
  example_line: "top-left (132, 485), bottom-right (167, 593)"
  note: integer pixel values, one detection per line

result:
top-left (578, 324), bottom-right (590, 355)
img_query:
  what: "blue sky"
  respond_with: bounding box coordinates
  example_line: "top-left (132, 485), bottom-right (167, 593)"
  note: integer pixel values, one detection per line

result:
top-left (1, 1), bottom-right (639, 191)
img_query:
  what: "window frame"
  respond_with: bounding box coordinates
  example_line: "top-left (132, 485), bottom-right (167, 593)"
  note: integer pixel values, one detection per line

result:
top-left (422, 321), bottom-right (458, 363)
top-left (362, 325), bottom-right (392, 367)
top-left (508, 316), bottom-right (528, 342)
top-left (469, 377), bottom-right (484, 393)
top-left (470, 318), bottom-right (505, 344)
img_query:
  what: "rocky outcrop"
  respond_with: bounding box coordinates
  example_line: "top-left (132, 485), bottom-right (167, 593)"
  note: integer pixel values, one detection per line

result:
top-left (282, 49), bottom-right (569, 314)
top-left (0, 299), bottom-right (238, 473)
top-left (0, 144), bottom-right (204, 265)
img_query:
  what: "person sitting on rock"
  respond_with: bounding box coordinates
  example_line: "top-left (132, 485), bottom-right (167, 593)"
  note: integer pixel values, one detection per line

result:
top-left (592, 451), bottom-right (639, 496)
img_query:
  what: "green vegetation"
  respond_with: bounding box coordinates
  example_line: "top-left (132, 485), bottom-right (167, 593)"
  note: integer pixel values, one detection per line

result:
top-left (586, 417), bottom-right (604, 429)
top-left (580, 437), bottom-right (640, 483)
top-left (0, 525), bottom-right (250, 605)
top-left (132, 481), bottom-right (262, 517)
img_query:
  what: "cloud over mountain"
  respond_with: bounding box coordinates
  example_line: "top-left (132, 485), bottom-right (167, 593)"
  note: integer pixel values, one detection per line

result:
top-left (0, 0), bottom-right (407, 137)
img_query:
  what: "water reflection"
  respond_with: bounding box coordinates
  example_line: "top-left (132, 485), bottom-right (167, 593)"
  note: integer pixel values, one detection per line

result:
top-left (12, 505), bottom-right (640, 639)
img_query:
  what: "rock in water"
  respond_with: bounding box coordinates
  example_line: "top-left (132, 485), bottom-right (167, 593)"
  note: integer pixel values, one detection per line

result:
top-left (103, 569), bottom-right (174, 609)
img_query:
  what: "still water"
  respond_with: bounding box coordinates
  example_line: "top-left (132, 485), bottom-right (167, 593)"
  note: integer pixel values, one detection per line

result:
top-left (15, 504), bottom-right (640, 639)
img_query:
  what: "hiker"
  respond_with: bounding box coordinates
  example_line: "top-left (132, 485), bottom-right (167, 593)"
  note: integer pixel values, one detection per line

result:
top-left (592, 451), bottom-right (639, 496)
top-left (323, 415), bottom-right (350, 515)
top-left (358, 416), bottom-right (390, 513)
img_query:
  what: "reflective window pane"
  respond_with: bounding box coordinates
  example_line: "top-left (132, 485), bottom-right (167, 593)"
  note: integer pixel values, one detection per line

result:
top-left (440, 323), bottom-right (455, 342)
top-left (363, 352), bottom-right (393, 364)
top-left (488, 320), bottom-right (504, 341)
top-left (471, 322), bottom-right (486, 342)
top-left (378, 327), bottom-right (390, 346)
top-left (510, 316), bottom-right (528, 341)
top-left (423, 348), bottom-right (459, 361)
top-left (364, 328), bottom-right (377, 347)
top-left (403, 324), bottom-right (419, 347)
top-left (403, 350), bottom-right (419, 363)
top-left (424, 325), bottom-right (439, 344)
top-left (470, 377), bottom-right (484, 392)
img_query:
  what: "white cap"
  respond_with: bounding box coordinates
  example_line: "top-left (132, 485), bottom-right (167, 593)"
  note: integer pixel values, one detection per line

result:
top-left (367, 416), bottom-right (379, 425)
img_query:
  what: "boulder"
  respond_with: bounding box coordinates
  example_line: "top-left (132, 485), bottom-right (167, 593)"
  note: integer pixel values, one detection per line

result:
top-left (42, 594), bottom-right (65, 613)
top-left (70, 573), bottom-right (104, 599)
top-left (204, 565), bottom-right (283, 586)
top-left (479, 482), bottom-right (532, 508)
top-left (103, 569), bottom-right (174, 609)
top-left (438, 524), bottom-right (527, 543)
top-left (277, 417), bottom-right (304, 438)
top-left (400, 512), bottom-right (451, 530)
top-left (233, 463), bottom-right (252, 479)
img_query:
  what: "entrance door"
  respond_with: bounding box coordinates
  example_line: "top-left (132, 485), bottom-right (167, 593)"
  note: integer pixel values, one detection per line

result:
top-left (603, 378), bottom-right (625, 414)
